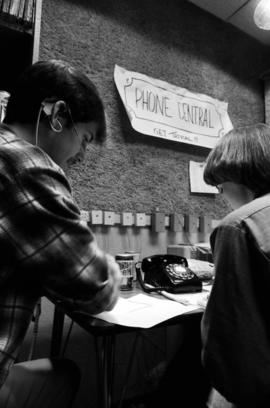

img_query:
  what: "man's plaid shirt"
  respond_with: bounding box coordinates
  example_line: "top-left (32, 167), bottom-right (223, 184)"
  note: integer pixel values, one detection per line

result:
top-left (0, 124), bottom-right (111, 387)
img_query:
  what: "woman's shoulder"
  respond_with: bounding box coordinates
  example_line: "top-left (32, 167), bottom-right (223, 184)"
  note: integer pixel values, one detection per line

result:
top-left (217, 194), bottom-right (270, 249)
top-left (221, 194), bottom-right (270, 225)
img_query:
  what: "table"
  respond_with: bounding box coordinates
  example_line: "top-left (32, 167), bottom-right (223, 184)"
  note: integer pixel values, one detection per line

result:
top-left (50, 285), bottom-right (204, 408)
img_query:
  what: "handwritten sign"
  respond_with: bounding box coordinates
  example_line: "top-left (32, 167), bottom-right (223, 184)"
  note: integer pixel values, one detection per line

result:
top-left (114, 65), bottom-right (233, 149)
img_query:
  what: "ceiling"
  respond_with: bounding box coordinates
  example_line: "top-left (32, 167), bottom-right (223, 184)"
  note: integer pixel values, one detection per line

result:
top-left (187, 0), bottom-right (270, 46)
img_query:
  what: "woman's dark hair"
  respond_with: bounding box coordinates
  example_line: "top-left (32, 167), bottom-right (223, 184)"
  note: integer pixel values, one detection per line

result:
top-left (204, 123), bottom-right (270, 197)
top-left (4, 59), bottom-right (106, 142)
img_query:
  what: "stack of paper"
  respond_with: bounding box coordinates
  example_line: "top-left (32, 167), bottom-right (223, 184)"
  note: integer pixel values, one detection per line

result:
top-left (92, 294), bottom-right (201, 328)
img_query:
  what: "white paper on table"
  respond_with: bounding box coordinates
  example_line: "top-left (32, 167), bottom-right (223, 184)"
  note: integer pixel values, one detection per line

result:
top-left (161, 284), bottom-right (212, 309)
top-left (91, 294), bottom-right (199, 328)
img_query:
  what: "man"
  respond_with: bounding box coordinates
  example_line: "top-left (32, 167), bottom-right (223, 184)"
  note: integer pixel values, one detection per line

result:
top-left (0, 59), bottom-right (122, 407)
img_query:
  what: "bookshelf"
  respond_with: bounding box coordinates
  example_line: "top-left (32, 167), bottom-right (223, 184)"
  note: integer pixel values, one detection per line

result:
top-left (0, 0), bottom-right (38, 33)
top-left (0, 0), bottom-right (42, 93)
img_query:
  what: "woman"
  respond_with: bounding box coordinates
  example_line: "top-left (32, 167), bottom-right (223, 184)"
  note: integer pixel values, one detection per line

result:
top-left (201, 123), bottom-right (270, 408)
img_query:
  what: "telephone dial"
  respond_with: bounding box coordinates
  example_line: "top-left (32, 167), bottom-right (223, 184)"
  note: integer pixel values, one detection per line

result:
top-left (136, 254), bottom-right (202, 294)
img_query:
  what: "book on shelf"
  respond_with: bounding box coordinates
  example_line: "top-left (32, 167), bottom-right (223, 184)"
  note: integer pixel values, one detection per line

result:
top-left (24, 0), bottom-right (34, 25)
top-left (9, 0), bottom-right (20, 19)
top-left (0, 91), bottom-right (10, 123)
top-left (0, 0), bottom-right (35, 28)
top-left (1, 0), bottom-right (11, 14)
top-left (18, 0), bottom-right (27, 22)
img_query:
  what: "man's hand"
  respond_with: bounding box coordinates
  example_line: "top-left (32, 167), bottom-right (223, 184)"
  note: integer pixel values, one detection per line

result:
top-left (103, 253), bottom-right (122, 311)
top-left (72, 253), bottom-right (122, 315)
top-left (44, 251), bottom-right (122, 315)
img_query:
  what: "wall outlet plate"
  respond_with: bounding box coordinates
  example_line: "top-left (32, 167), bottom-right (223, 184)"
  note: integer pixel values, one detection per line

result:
top-left (184, 214), bottom-right (198, 233)
top-left (91, 210), bottom-right (103, 225)
top-left (80, 210), bottom-right (90, 223)
top-left (152, 212), bottom-right (166, 232)
top-left (121, 212), bottom-right (134, 226)
top-left (104, 211), bottom-right (115, 225)
top-left (135, 213), bottom-right (146, 227)
top-left (199, 216), bottom-right (212, 233)
top-left (170, 213), bottom-right (184, 232)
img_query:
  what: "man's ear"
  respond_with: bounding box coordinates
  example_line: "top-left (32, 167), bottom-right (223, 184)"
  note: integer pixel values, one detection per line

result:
top-left (51, 100), bottom-right (67, 119)
top-left (50, 100), bottom-right (67, 133)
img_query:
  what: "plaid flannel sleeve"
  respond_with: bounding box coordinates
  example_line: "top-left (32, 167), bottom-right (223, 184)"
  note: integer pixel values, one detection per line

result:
top-left (0, 157), bottom-right (110, 305)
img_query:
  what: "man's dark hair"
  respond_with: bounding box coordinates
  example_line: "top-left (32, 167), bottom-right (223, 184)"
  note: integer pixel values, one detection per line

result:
top-left (4, 59), bottom-right (106, 142)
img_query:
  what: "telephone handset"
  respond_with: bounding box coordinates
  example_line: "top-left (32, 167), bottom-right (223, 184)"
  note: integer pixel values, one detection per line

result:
top-left (136, 254), bottom-right (202, 294)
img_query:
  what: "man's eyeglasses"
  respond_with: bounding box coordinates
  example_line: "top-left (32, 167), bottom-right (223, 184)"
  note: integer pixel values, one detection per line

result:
top-left (67, 106), bottom-right (94, 144)
top-left (67, 107), bottom-right (80, 139)
top-left (216, 185), bottom-right (224, 194)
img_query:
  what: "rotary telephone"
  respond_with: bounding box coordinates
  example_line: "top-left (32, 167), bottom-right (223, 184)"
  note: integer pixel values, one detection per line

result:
top-left (135, 254), bottom-right (202, 294)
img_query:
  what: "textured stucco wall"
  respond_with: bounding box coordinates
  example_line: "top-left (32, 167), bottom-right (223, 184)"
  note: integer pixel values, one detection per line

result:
top-left (40, 0), bottom-right (270, 219)
top-left (33, 3), bottom-right (270, 407)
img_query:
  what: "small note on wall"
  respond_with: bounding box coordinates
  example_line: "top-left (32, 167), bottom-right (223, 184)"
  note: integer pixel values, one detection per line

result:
top-left (189, 161), bottom-right (218, 194)
top-left (114, 65), bottom-right (233, 149)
